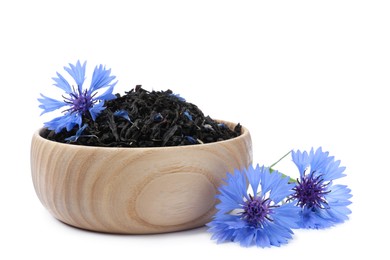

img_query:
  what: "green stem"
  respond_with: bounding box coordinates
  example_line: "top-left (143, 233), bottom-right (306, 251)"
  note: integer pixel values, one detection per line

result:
top-left (269, 150), bottom-right (292, 169)
top-left (269, 150), bottom-right (297, 183)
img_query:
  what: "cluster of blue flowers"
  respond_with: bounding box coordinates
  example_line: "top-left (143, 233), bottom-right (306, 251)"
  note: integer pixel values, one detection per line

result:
top-left (208, 147), bottom-right (352, 247)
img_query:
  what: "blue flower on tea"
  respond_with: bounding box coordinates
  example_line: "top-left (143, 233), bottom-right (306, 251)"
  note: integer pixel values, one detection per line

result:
top-left (39, 61), bottom-right (117, 133)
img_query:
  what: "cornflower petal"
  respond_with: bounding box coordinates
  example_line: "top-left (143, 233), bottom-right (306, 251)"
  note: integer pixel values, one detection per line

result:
top-left (291, 149), bottom-right (309, 178)
top-left (323, 159), bottom-right (346, 181)
top-left (90, 65), bottom-right (116, 94)
top-left (44, 112), bottom-right (82, 133)
top-left (309, 147), bottom-right (332, 174)
top-left (94, 81), bottom-right (117, 101)
top-left (52, 72), bottom-right (72, 93)
top-left (38, 94), bottom-right (67, 115)
top-left (64, 60), bottom-right (86, 92)
top-left (246, 164), bottom-right (261, 195)
top-left (89, 101), bottom-right (105, 121)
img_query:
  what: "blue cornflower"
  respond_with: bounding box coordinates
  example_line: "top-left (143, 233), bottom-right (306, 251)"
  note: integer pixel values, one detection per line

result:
top-left (207, 165), bottom-right (299, 247)
top-left (290, 147), bottom-right (352, 229)
top-left (38, 61), bottom-right (117, 133)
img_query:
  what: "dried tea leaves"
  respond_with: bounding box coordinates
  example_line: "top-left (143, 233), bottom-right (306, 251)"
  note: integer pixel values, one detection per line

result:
top-left (42, 86), bottom-right (241, 147)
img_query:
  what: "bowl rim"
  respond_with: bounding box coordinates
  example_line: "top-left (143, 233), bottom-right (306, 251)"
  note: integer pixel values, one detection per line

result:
top-left (33, 120), bottom-right (251, 151)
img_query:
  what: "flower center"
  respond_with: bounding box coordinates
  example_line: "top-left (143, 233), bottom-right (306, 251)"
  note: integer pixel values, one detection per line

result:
top-left (64, 87), bottom-right (95, 114)
top-left (242, 195), bottom-right (275, 227)
top-left (292, 172), bottom-right (330, 209)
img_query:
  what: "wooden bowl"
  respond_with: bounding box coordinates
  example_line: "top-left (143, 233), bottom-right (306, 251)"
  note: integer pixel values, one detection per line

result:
top-left (30, 121), bottom-right (252, 234)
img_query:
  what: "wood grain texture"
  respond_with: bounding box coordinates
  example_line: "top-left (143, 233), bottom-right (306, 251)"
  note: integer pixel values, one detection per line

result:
top-left (30, 122), bottom-right (252, 234)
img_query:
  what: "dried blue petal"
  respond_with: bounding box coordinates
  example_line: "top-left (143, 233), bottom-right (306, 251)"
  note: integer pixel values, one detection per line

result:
top-left (169, 93), bottom-right (186, 102)
top-left (65, 124), bottom-right (89, 142)
top-left (113, 110), bottom-right (132, 122)
top-left (218, 123), bottom-right (227, 129)
top-left (185, 136), bottom-right (197, 144)
top-left (183, 110), bottom-right (192, 121)
top-left (154, 113), bottom-right (163, 122)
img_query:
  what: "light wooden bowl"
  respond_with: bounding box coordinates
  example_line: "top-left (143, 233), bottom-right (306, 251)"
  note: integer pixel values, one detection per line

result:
top-left (30, 121), bottom-right (252, 234)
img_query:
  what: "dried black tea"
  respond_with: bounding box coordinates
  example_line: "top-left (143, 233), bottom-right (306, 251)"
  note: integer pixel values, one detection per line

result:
top-left (42, 86), bottom-right (241, 147)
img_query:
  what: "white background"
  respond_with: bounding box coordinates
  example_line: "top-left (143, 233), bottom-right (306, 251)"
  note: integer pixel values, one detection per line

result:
top-left (1, 0), bottom-right (389, 259)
